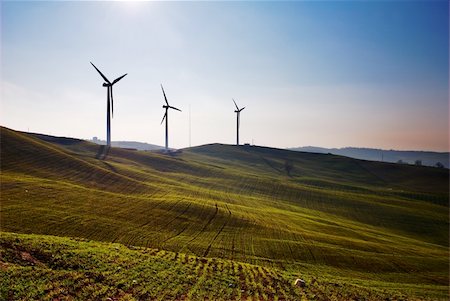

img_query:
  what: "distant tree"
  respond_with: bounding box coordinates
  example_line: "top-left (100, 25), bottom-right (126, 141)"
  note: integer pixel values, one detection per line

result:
top-left (435, 162), bottom-right (444, 168)
top-left (415, 160), bottom-right (422, 166)
top-left (284, 160), bottom-right (294, 176)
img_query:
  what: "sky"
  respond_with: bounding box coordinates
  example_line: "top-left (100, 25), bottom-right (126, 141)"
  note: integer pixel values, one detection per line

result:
top-left (1, 1), bottom-right (448, 151)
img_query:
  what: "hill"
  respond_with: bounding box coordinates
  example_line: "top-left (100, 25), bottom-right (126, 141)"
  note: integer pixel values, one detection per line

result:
top-left (88, 137), bottom-right (165, 151)
top-left (290, 146), bottom-right (449, 168)
top-left (1, 126), bottom-right (449, 300)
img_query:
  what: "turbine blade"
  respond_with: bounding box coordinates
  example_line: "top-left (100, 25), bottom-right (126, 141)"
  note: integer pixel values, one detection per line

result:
top-left (112, 73), bottom-right (127, 85)
top-left (90, 62), bottom-right (111, 84)
top-left (232, 98), bottom-right (239, 110)
top-left (240, 107), bottom-right (245, 112)
top-left (161, 84), bottom-right (169, 105)
top-left (160, 112), bottom-right (167, 124)
top-left (169, 106), bottom-right (182, 112)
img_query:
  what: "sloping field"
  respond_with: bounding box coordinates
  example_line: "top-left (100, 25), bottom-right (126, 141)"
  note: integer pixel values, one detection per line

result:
top-left (2, 232), bottom-right (438, 301)
top-left (1, 126), bottom-right (449, 300)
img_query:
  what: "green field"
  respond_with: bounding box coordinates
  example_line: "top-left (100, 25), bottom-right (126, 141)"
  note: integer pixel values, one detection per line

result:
top-left (1, 126), bottom-right (449, 300)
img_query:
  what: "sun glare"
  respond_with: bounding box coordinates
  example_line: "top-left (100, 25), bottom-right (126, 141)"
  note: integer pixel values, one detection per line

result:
top-left (116, 0), bottom-right (145, 14)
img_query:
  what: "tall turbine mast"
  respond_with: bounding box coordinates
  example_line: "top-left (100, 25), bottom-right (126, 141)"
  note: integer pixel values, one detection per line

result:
top-left (160, 84), bottom-right (182, 151)
top-left (233, 99), bottom-right (245, 146)
top-left (91, 62), bottom-right (127, 147)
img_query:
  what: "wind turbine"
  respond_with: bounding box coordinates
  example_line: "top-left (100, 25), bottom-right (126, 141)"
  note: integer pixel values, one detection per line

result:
top-left (160, 84), bottom-right (182, 151)
top-left (90, 62), bottom-right (127, 147)
top-left (233, 99), bottom-right (245, 146)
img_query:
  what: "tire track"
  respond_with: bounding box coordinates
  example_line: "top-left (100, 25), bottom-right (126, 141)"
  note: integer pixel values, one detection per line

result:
top-left (138, 196), bottom-right (182, 228)
top-left (187, 203), bottom-right (218, 244)
top-left (203, 204), bottom-right (232, 257)
top-left (161, 224), bottom-right (189, 245)
top-left (161, 199), bottom-right (208, 245)
top-left (158, 201), bottom-right (191, 231)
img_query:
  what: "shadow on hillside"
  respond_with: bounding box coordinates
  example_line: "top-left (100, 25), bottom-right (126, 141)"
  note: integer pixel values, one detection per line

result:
top-left (29, 133), bottom-right (83, 146)
top-left (102, 161), bottom-right (118, 173)
top-left (261, 156), bottom-right (283, 174)
top-left (95, 145), bottom-right (110, 160)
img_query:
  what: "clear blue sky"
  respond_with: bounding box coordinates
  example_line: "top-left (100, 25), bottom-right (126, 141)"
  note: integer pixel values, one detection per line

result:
top-left (1, 1), bottom-right (448, 151)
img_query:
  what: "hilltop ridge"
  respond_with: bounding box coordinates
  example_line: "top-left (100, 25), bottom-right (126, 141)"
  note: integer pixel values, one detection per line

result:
top-left (290, 146), bottom-right (449, 168)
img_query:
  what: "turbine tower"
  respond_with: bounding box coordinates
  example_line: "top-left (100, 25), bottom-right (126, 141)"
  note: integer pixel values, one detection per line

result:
top-left (160, 84), bottom-right (182, 151)
top-left (233, 99), bottom-right (245, 146)
top-left (90, 62), bottom-right (127, 147)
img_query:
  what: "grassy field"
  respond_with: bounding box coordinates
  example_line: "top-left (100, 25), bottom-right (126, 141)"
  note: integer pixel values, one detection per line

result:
top-left (1, 126), bottom-right (449, 300)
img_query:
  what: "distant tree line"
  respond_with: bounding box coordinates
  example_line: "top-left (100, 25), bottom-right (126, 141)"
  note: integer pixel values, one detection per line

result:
top-left (396, 159), bottom-right (445, 168)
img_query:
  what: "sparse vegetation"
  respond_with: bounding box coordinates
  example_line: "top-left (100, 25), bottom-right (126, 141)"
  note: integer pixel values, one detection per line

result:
top-left (435, 162), bottom-right (444, 168)
top-left (1, 232), bottom-right (446, 301)
top-left (1, 127), bottom-right (448, 300)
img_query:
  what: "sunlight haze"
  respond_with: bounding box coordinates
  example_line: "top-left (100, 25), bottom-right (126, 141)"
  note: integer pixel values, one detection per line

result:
top-left (1, 1), bottom-right (448, 151)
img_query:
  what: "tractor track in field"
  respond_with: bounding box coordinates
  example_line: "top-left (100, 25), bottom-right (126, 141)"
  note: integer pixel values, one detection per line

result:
top-left (162, 198), bottom-right (212, 247)
top-left (307, 245), bottom-right (317, 262)
top-left (136, 194), bottom-right (179, 228)
top-left (158, 201), bottom-right (191, 231)
top-left (101, 161), bottom-right (119, 174)
top-left (146, 190), bottom-right (171, 204)
top-left (203, 204), bottom-right (232, 257)
top-left (226, 204), bottom-right (232, 214)
top-left (186, 203), bottom-right (219, 244)
top-left (286, 240), bottom-right (295, 262)
top-left (161, 224), bottom-right (189, 245)
top-left (152, 198), bottom-right (184, 231)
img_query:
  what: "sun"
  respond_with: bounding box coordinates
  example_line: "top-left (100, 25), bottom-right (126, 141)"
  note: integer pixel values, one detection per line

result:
top-left (116, 0), bottom-right (146, 13)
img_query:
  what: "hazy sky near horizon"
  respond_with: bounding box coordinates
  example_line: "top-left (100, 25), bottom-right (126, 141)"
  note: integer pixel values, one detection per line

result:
top-left (1, 1), bottom-right (448, 151)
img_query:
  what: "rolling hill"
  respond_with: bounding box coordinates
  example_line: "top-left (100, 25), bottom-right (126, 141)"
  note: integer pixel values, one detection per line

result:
top-left (1, 126), bottom-right (449, 300)
top-left (88, 137), bottom-right (165, 151)
top-left (290, 146), bottom-right (449, 168)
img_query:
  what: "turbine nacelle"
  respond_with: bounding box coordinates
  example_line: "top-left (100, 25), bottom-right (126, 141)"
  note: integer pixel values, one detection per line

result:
top-left (233, 99), bottom-right (245, 112)
top-left (232, 99), bottom-right (245, 112)
top-left (160, 84), bottom-right (182, 112)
